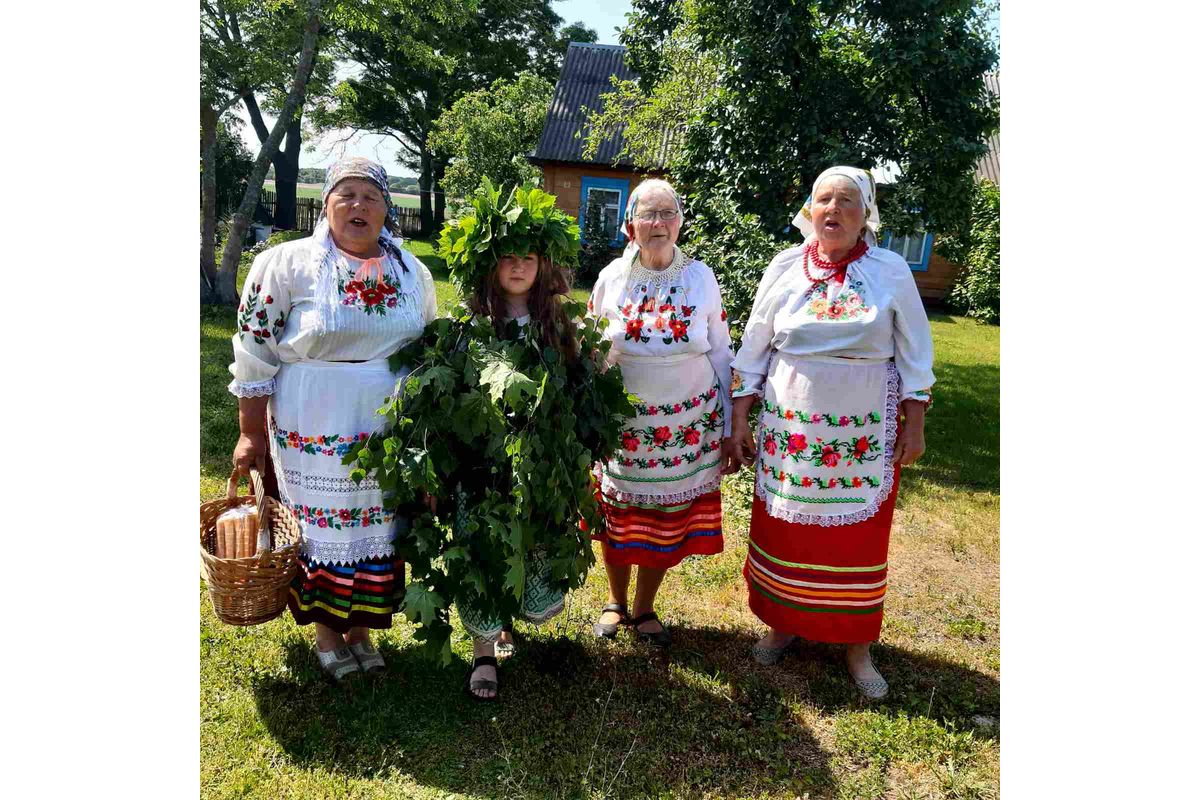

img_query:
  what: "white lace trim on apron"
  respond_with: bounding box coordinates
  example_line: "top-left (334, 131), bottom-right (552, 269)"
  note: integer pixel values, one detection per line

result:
top-left (754, 360), bottom-right (898, 526)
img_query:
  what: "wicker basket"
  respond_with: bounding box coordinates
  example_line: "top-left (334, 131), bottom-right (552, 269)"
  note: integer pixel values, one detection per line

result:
top-left (200, 468), bottom-right (301, 626)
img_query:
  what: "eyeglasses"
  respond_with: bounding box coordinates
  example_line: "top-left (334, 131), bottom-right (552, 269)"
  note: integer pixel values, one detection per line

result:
top-left (633, 209), bottom-right (679, 222)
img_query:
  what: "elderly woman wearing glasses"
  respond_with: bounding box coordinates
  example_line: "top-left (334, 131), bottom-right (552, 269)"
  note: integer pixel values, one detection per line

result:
top-left (586, 179), bottom-right (739, 647)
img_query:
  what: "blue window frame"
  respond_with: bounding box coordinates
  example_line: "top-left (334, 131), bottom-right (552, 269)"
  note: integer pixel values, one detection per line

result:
top-left (579, 176), bottom-right (630, 246)
top-left (881, 228), bottom-right (935, 272)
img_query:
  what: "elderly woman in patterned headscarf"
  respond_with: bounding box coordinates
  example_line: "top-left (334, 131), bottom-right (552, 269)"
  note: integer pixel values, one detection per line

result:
top-left (726, 166), bottom-right (934, 699)
top-left (228, 157), bottom-right (439, 682)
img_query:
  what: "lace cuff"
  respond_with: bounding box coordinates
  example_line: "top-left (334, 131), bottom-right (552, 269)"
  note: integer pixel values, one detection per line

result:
top-left (901, 388), bottom-right (933, 409)
top-left (730, 368), bottom-right (764, 399)
top-left (228, 378), bottom-right (275, 398)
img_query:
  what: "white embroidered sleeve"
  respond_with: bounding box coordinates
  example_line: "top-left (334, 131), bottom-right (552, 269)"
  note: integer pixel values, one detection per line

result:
top-left (228, 249), bottom-right (291, 398)
top-left (730, 263), bottom-right (791, 399)
top-left (417, 259), bottom-right (438, 323)
top-left (890, 261), bottom-right (936, 402)
top-left (700, 265), bottom-right (734, 437)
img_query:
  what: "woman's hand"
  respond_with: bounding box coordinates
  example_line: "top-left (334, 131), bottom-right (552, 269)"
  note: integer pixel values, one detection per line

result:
top-left (231, 431), bottom-right (269, 482)
top-left (720, 436), bottom-right (746, 475)
top-left (892, 400), bottom-right (927, 466)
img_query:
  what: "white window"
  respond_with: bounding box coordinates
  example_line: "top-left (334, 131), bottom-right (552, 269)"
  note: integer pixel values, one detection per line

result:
top-left (586, 187), bottom-right (622, 243)
top-left (883, 227), bottom-right (933, 271)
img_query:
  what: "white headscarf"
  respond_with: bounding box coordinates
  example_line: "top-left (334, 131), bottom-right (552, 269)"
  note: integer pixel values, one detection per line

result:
top-left (791, 166), bottom-right (881, 247)
top-left (310, 156), bottom-right (408, 335)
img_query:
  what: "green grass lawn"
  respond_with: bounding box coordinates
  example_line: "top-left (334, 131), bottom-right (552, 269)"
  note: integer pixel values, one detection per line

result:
top-left (201, 245), bottom-right (999, 799)
top-left (265, 180), bottom-right (422, 208)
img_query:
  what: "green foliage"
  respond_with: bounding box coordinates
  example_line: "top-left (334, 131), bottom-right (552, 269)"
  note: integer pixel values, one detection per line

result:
top-left (576, 197), bottom-right (617, 283)
top-left (438, 179), bottom-right (581, 297)
top-left (592, 0), bottom-right (999, 327)
top-left (941, 180), bottom-right (1000, 324)
top-left (427, 72), bottom-right (554, 206)
top-left (213, 117), bottom-right (255, 220)
top-left (345, 306), bottom-right (635, 661)
top-left (680, 187), bottom-right (785, 342)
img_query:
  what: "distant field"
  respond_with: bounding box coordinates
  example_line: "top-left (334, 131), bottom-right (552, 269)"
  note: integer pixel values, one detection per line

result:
top-left (264, 180), bottom-right (421, 208)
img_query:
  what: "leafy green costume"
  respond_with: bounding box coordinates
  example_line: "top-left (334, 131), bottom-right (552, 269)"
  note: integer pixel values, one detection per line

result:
top-left (346, 180), bottom-right (633, 662)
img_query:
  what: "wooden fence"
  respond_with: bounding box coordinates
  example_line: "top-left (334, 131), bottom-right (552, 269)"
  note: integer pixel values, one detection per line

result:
top-left (260, 190), bottom-right (423, 237)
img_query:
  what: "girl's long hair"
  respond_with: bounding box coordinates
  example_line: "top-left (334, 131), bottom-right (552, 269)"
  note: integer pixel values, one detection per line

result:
top-left (469, 255), bottom-right (579, 362)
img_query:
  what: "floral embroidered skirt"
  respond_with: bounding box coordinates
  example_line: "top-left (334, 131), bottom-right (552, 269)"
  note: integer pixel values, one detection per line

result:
top-left (594, 354), bottom-right (724, 569)
top-left (269, 359), bottom-right (407, 631)
top-left (744, 355), bottom-right (900, 642)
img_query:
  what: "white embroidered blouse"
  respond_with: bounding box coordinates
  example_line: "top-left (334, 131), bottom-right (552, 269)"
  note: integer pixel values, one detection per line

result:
top-left (588, 248), bottom-right (735, 436)
top-left (227, 237), bottom-right (438, 397)
top-left (731, 244), bottom-right (935, 402)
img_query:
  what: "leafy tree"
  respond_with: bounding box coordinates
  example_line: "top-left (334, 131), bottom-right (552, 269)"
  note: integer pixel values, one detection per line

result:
top-left (427, 72), bottom-right (554, 213)
top-left (585, 0), bottom-right (998, 331)
top-left (939, 179), bottom-right (999, 323)
top-left (202, 0), bottom-right (466, 305)
top-left (201, 0), bottom-right (295, 300)
top-left (312, 2), bottom-right (593, 236)
top-left (213, 115), bottom-right (255, 221)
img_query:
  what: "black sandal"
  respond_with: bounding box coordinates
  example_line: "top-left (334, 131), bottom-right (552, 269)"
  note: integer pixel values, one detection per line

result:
top-left (592, 603), bottom-right (630, 639)
top-left (630, 611), bottom-right (672, 649)
top-left (466, 655), bottom-right (499, 702)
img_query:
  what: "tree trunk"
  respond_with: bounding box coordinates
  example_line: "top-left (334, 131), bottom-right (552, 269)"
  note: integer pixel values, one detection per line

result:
top-left (200, 103), bottom-right (220, 303)
top-left (274, 116), bottom-right (302, 229)
top-left (418, 148), bottom-right (434, 237)
top-left (215, 0), bottom-right (322, 305)
top-left (245, 93), bottom-right (302, 230)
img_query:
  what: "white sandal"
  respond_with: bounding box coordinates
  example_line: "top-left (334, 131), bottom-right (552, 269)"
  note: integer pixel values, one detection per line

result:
top-left (316, 646), bottom-right (361, 682)
top-left (751, 634), bottom-right (796, 666)
top-left (348, 641), bottom-right (386, 674)
top-left (849, 657), bottom-right (889, 700)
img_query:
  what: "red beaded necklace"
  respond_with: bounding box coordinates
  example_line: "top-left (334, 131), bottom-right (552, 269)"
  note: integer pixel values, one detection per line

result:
top-left (802, 238), bottom-right (868, 284)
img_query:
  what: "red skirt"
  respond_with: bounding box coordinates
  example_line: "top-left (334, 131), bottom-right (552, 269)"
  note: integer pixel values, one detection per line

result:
top-left (288, 553), bottom-right (405, 632)
top-left (744, 466), bottom-right (899, 643)
top-left (594, 489), bottom-right (724, 569)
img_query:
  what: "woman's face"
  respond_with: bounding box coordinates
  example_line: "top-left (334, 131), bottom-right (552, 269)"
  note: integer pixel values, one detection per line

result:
top-left (496, 252), bottom-right (540, 299)
top-left (811, 178), bottom-right (865, 253)
top-left (624, 188), bottom-right (682, 257)
top-left (325, 178), bottom-right (387, 253)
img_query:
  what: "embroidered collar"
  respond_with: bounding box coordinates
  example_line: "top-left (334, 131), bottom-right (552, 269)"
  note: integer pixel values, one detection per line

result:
top-left (628, 246), bottom-right (690, 285)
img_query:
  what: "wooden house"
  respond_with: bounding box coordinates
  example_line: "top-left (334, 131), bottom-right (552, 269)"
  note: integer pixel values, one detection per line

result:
top-left (528, 42), bottom-right (666, 247)
top-left (531, 43), bottom-right (998, 301)
top-left (878, 72), bottom-right (1000, 300)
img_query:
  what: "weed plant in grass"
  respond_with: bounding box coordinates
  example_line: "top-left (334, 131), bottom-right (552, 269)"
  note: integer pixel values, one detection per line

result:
top-left (201, 243), bottom-right (999, 799)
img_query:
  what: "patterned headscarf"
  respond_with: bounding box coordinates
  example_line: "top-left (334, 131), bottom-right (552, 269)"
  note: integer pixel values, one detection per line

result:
top-left (791, 166), bottom-right (881, 247)
top-left (311, 156), bottom-right (408, 334)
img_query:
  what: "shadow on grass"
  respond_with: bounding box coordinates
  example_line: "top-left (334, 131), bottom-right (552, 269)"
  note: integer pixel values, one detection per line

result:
top-left (252, 628), bottom-right (835, 798)
top-left (251, 622), bottom-right (997, 797)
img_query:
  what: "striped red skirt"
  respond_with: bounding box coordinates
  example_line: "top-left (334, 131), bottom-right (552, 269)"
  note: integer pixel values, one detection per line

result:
top-left (744, 466), bottom-right (899, 643)
top-left (287, 553), bottom-right (405, 632)
top-left (595, 489), bottom-right (724, 569)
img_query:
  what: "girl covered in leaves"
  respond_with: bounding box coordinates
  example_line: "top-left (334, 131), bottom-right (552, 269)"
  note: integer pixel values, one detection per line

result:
top-left (346, 180), bottom-right (631, 702)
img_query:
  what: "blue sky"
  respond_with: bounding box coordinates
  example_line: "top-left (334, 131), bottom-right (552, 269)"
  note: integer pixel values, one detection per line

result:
top-left (239, 1), bottom-right (634, 179)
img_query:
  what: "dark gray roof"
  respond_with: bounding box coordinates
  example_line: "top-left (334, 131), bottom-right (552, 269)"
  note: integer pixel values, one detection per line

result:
top-left (974, 72), bottom-right (1000, 186)
top-left (531, 42), bottom-right (667, 169)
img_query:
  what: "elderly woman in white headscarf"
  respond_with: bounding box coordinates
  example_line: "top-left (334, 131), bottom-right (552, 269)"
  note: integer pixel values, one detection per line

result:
top-left (726, 166), bottom-right (934, 699)
top-left (586, 178), bottom-right (739, 649)
top-left (228, 157), bottom-right (438, 682)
